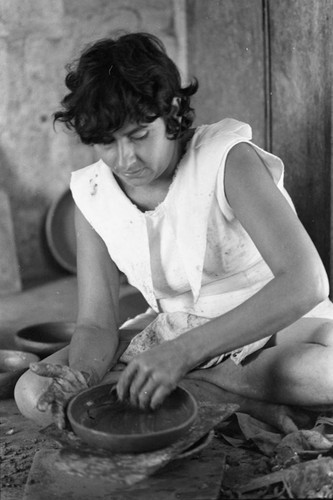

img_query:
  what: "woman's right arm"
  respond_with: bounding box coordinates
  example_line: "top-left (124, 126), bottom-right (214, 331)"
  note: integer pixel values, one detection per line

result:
top-left (68, 207), bottom-right (121, 383)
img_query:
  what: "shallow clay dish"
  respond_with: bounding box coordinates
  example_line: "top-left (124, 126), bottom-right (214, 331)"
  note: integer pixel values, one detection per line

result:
top-left (67, 384), bottom-right (198, 453)
top-left (45, 189), bottom-right (77, 274)
top-left (15, 321), bottom-right (76, 358)
top-left (0, 349), bottom-right (40, 398)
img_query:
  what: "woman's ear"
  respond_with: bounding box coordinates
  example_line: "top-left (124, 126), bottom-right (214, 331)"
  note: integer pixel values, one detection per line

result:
top-left (171, 97), bottom-right (181, 121)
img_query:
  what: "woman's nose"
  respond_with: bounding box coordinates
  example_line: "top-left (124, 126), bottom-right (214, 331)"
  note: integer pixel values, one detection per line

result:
top-left (117, 139), bottom-right (136, 169)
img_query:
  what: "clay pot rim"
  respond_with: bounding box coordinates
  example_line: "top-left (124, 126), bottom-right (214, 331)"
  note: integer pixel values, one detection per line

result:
top-left (67, 383), bottom-right (198, 452)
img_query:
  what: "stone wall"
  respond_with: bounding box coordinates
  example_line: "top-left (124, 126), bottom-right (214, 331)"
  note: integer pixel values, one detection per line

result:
top-left (0, 0), bottom-right (186, 286)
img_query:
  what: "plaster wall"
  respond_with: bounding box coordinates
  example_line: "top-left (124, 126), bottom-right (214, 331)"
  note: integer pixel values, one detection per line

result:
top-left (0, 0), bottom-right (186, 285)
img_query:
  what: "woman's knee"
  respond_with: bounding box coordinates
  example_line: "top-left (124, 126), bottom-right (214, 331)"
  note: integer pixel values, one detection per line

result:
top-left (312, 321), bottom-right (333, 346)
top-left (14, 346), bottom-right (69, 425)
top-left (14, 368), bottom-right (53, 426)
top-left (270, 318), bottom-right (333, 347)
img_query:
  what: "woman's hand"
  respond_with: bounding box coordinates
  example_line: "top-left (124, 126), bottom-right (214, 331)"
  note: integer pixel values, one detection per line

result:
top-left (29, 363), bottom-right (94, 429)
top-left (116, 340), bottom-right (188, 410)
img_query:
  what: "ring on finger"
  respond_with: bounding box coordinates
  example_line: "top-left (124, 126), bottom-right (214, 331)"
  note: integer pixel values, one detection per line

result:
top-left (139, 387), bottom-right (153, 408)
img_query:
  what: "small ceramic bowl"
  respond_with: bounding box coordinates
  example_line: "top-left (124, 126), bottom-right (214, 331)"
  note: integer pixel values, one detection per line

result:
top-left (0, 349), bottom-right (40, 398)
top-left (14, 321), bottom-right (76, 358)
top-left (67, 384), bottom-right (198, 453)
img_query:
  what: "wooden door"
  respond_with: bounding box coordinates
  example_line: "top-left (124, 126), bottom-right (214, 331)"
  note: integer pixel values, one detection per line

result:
top-left (187, 0), bottom-right (333, 287)
top-left (186, 0), bottom-right (266, 148)
top-left (269, 0), bottom-right (333, 279)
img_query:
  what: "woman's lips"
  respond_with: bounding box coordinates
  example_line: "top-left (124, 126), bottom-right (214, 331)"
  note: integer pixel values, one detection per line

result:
top-left (122, 168), bottom-right (143, 177)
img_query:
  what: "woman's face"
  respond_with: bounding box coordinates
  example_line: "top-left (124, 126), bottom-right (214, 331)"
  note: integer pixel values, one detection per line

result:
top-left (93, 118), bottom-right (180, 188)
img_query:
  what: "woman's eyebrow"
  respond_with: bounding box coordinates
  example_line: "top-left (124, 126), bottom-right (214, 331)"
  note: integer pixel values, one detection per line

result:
top-left (127, 125), bottom-right (148, 137)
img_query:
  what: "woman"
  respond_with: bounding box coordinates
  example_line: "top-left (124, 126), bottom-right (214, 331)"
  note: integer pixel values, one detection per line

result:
top-left (15, 32), bottom-right (333, 430)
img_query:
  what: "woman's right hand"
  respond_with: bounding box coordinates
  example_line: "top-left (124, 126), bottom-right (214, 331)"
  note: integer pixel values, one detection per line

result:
top-left (29, 363), bottom-right (93, 429)
top-left (116, 338), bottom-right (190, 410)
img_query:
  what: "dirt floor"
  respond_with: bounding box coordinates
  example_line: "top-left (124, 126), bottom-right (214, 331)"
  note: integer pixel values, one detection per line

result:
top-left (2, 277), bottom-right (333, 499)
top-left (1, 399), bottom-right (58, 500)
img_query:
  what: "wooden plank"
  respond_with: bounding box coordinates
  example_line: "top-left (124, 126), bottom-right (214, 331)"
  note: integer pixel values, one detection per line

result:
top-left (186, 0), bottom-right (266, 147)
top-left (23, 440), bottom-right (226, 500)
top-left (269, 0), bottom-right (333, 276)
top-left (0, 189), bottom-right (21, 295)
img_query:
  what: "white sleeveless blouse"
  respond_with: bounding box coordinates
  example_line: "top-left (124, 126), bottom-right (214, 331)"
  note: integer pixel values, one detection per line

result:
top-left (70, 118), bottom-right (333, 364)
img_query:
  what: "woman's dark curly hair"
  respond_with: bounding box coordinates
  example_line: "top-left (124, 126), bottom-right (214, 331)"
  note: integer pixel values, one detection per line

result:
top-left (54, 32), bottom-right (198, 144)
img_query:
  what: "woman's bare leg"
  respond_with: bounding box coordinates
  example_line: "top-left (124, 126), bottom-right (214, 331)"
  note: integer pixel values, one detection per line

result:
top-left (188, 317), bottom-right (333, 406)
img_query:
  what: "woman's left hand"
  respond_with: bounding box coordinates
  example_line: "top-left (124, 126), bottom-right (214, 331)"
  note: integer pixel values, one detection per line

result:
top-left (29, 363), bottom-right (93, 429)
top-left (116, 340), bottom-right (188, 409)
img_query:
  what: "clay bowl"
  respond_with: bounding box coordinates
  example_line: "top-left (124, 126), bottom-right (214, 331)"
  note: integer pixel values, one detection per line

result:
top-left (14, 321), bottom-right (76, 358)
top-left (67, 383), bottom-right (198, 454)
top-left (45, 189), bottom-right (77, 274)
top-left (0, 349), bottom-right (40, 398)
